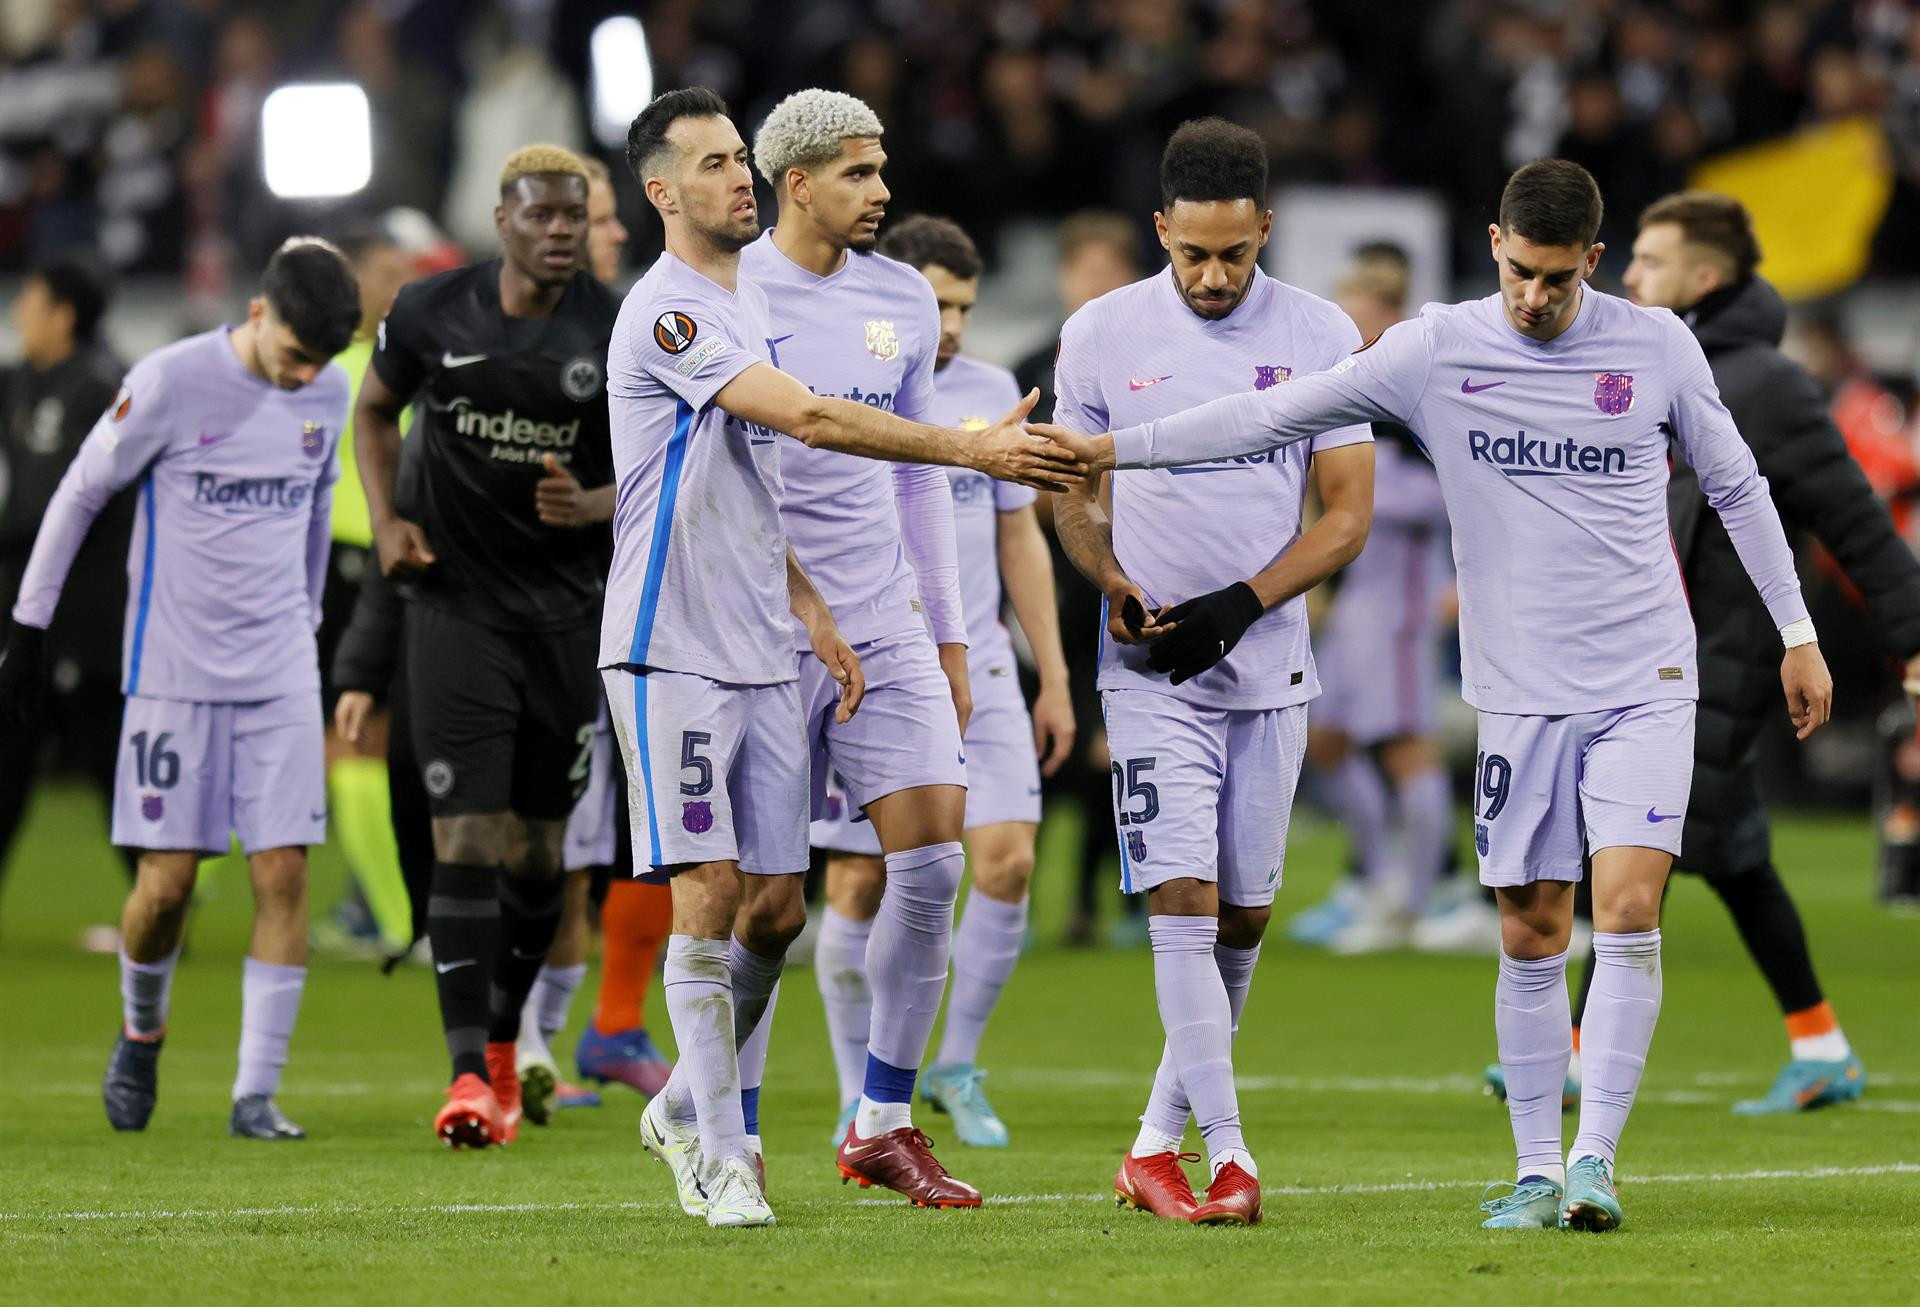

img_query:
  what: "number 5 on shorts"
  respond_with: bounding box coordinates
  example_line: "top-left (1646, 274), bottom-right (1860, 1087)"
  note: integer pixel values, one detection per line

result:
top-left (679, 731), bottom-right (713, 796)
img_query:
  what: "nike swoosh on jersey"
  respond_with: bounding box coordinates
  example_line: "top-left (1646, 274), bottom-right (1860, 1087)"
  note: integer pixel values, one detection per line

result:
top-left (441, 351), bottom-right (488, 368)
top-left (1460, 378), bottom-right (1506, 394)
top-left (1128, 375), bottom-right (1174, 391)
top-left (197, 431), bottom-right (232, 446)
top-left (435, 958), bottom-right (478, 973)
top-left (1646, 808), bottom-right (1682, 822)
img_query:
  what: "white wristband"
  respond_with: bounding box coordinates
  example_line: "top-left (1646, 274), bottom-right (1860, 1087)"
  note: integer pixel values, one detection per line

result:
top-left (1780, 617), bottom-right (1818, 649)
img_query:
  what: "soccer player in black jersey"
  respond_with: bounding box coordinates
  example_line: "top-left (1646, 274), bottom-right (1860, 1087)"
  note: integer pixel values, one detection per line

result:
top-left (354, 145), bottom-right (620, 1147)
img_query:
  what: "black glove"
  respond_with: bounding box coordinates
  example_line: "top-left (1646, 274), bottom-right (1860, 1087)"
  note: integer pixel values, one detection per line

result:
top-left (1119, 594), bottom-right (1149, 638)
top-left (1144, 582), bottom-right (1264, 686)
top-left (0, 618), bottom-right (50, 728)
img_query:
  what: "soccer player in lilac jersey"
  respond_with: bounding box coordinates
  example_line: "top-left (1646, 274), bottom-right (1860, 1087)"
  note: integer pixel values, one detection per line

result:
top-left (0, 239), bottom-right (360, 1142)
top-left (1302, 244), bottom-right (1462, 955)
top-left (1051, 119), bottom-right (1376, 1227)
top-left (1036, 159), bottom-right (1836, 1233)
top-left (733, 88), bottom-right (984, 1208)
top-left (806, 215), bottom-right (1077, 1150)
top-left (608, 89), bottom-right (1081, 1229)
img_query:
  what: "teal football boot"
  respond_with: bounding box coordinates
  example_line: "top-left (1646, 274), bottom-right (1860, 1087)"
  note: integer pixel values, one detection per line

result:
top-left (1732, 1053), bottom-right (1865, 1115)
top-left (1478, 1176), bottom-right (1565, 1229)
top-left (920, 1062), bottom-right (1010, 1147)
top-left (1559, 1155), bottom-right (1624, 1232)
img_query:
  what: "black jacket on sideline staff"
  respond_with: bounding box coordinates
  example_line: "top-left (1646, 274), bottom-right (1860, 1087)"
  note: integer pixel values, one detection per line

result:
top-left (1671, 277), bottom-right (1920, 877)
top-left (0, 346), bottom-right (129, 679)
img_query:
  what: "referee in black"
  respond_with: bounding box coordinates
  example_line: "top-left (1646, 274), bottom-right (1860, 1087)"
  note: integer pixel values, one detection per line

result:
top-left (1612, 189), bottom-right (1920, 1113)
top-left (355, 145), bottom-right (619, 1146)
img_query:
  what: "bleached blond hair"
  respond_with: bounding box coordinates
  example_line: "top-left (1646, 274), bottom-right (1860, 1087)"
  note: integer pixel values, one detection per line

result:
top-left (498, 144), bottom-right (590, 195)
top-left (752, 89), bottom-right (883, 187)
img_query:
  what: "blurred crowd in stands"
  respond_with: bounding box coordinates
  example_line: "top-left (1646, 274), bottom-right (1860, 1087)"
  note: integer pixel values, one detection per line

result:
top-left (6, 0), bottom-right (1920, 282)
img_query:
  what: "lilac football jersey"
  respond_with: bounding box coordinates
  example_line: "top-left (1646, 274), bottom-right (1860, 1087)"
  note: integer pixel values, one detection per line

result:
top-left (1054, 267), bottom-right (1373, 710)
top-left (740, 233), bottom-right (960, 650)
top-left (933, 355), bottom-right (1034, 676)
top-left (13, 328), bottom-right (345, 702)
top-left (1336, 436), bottom-right (1452, 625)
top-left (601, 251), bottom-right (791, 685)
top-left (1109, 288), bottom-right (1809, 715)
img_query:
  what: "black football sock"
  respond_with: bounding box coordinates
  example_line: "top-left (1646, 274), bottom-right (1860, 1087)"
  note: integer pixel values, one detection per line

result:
top-left (1707, 863), bottom-right (1824, 1016)
top-left (428, 861), bottom-right (499, 1080)
top-left (487, 871), bottom-right (565, 1044)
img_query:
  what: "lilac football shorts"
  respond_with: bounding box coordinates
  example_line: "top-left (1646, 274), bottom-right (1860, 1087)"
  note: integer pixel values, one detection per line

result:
top-left (1313, 610), bottom-right (1444, 746)
top-left (811, 656), bottom-right (1039, 854)
top-left (1100, 688), bottom-right (1307, 908)
top-left (603, 667), bottom-right (808, 880)
top-left (112, 692), bottom-right (326, 855)
top-left (1471, 700), bottom-right (1696, 887)
top-left (563, 703), bottom-right (618, 873)
top-left (801, 628), bottom-right (967, 832)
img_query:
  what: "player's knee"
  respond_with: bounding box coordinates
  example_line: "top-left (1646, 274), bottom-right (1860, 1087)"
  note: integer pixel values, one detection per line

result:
top-left (971, 845), bottom-right (1034, 901)
top-left (136, 868), bottom-right (197, 918)
top-left (1217, 903), bottom-right (1271, 950)
top-left (1596, 889), bottom-right (1661, 935)
top-left (737, 889), bottom-right (807, 956)
top-left (249, 848), bottom-right (308, 910)
top-left (1499, 912), bottom-right (1568, 959)
top-left (432, 813), bottom-right (509, 866)
top-left (828, 857), bottom-right (887, 918)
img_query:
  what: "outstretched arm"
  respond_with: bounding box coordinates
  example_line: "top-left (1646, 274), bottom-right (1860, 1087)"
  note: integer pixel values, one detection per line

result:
top-left (714, 362), bottom-right (1085, 491)
top-left (1031, 318), bottom-right (1429, 474)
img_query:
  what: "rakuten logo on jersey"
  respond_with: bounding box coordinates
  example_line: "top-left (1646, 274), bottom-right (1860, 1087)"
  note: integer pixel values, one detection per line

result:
top-left (193, 474), bottom-right (314, 512)
top-left (1467, 429), bottom-right (1626, 478)
top-left (451, 397), bottom-right (580, 464)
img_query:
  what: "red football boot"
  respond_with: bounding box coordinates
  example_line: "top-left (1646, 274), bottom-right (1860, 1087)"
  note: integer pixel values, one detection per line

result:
top-left (484, 1042), bottom-right (523, 1146)
top-left (1189, 1160), bottom-right (1263, 1226)
top-left (837, 1124), bottom-right (982, 1208)
top-left (434, 1073), bottom-right (505, 1149)
top-left (1114, 1151), bottom-right (1201, 1220)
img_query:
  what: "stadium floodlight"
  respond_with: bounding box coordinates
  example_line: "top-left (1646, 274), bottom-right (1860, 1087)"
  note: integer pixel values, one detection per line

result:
top-left (591, 16), bottom-right (653, 149)
top-left (262, 84), bottom-right (372, 200)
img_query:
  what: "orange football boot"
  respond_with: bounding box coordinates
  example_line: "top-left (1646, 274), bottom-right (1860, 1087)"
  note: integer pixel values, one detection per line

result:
top-left (435, 1072), bottom-right (505, 1149)
top-left (485, 1042), bottom-right (523, 1145)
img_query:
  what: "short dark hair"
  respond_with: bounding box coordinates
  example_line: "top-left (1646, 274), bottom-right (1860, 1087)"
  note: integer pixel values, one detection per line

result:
top-left (260, 237), bottom-right (360, 357)
top-left (628, 86), bottom-right (730, 183)
top-left (1639, 190), bottom-right (1762, 280)
top-left (1499, 159), bottom-right (1605, 248)
top-left (335, 224), bottom-right (399, 269)
top-left (29, 255), bottom-right (110, 343)
top-left (877, 215), bottom-right (982, 280)
top-left (1160, 117), bottom-right (1268, 211)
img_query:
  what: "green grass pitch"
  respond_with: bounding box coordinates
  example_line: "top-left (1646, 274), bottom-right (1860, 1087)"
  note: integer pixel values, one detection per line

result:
top-left (1, 785), bottom-right (1915, 1305)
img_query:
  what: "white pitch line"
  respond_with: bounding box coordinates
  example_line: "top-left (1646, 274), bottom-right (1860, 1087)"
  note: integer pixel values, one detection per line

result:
top-left (4, 1163), bottom-right (1914, 1224)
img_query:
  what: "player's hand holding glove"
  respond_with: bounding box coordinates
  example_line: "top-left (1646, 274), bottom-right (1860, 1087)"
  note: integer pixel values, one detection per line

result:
top-left (1144, 582), bottom-right (1264, 686)
top-left (0, 618), bottom-right (51, 728)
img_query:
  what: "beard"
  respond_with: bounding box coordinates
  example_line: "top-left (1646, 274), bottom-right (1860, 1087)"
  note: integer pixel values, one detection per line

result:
top-left (696, 211), bottom-right (760, 254)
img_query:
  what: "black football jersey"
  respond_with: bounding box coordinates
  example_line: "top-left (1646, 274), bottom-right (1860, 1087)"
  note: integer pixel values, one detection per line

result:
top-left (371, 260), bottom-right (618, 631)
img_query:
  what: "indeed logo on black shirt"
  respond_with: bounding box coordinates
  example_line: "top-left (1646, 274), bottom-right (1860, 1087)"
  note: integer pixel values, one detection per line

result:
top-left (451, 396), bottom-right (580, 463)
top-left (1468, 429), bottom-right (1627, 478)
